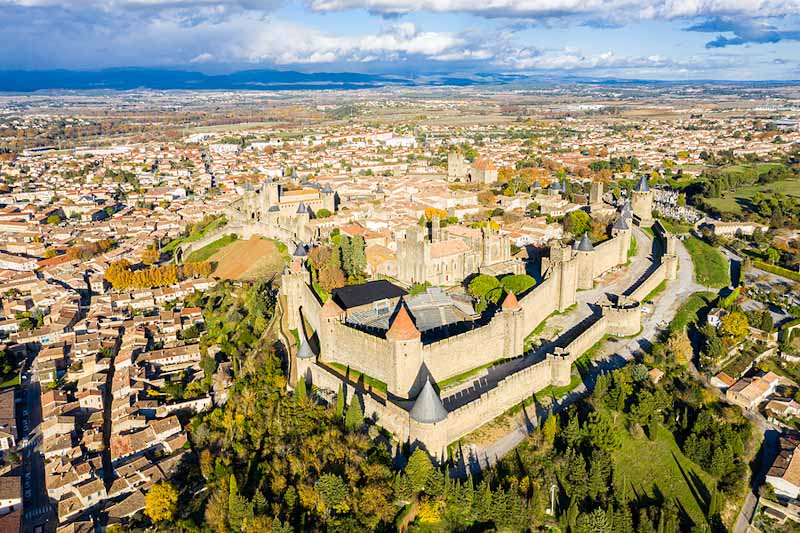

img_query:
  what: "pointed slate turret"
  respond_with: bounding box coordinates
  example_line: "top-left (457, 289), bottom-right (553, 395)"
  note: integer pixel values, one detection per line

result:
top-left (612, 216), bottom-right (629, 231)
top-left (293, 242), bottom-right (308, 257)
top-left (532, 179), bottom-right (542, 189)
top-left (296, 202), bottom-right (308, 214)
top-left (386, 304), bottom-right (420, 341)
top-left (621, 200), bottom-right (633, 219)
top-left (502, 290), bottom-right (521, 312)
top-left (410, 378), bottom-right (448, 424)
top-left (297, 336), bottom-right (315, 359)
top-left (635, 174), bottom-right (650, 192)
top-left (576, 232), bottom-right (594, 252)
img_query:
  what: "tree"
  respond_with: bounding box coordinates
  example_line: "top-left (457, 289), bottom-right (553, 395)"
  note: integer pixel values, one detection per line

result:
top-left (228, 474), bottom-right (253, 531)
top-left (345, 394), bottom-right (364, 432)
top-left (141, 247), bottom-right (160, 265)
top-left (145, 481), bottom-right (178, 523)
top-left (543, 413), bottom-right (558, 445)
top-left (46, 214), bottom-right (62, 225)
top-left (316, 208), bottom-right (332, 218)
top-left (404, 448), bottom-right (434, 494)
top-left (468, 274), bottom-right (501, 302)
top-left (564, 210), bottom-right (591, 236)
top-left (721, 311), bottom-right (749, 341)
top-left (315, 473), bottom-right (350, 514)
top-left (295, 375), bottom-right (307, 400)
top-left (334, 383), bottom-right (345, 420)
top-left (318, 265), bottom-right (346, 292)
top-left (500, 274), bottom-right (536, 296)
top-left (767, 247), bottom-right (781, 265)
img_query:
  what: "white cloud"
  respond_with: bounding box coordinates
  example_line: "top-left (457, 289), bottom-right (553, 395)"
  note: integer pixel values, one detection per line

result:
top-left (304, 0), bottom-right (800, 20)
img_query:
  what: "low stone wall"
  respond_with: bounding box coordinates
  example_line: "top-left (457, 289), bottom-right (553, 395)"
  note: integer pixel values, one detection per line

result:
top-left (628, 263), bottom-right (668, 302)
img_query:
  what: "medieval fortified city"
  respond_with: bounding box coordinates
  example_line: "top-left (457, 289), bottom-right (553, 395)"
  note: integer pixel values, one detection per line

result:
top-left (2, 15), bottom-right (800, 531)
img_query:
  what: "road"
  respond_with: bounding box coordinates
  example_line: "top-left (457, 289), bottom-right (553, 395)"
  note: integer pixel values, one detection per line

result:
top-left (20, 353), bottom-right (54, 532)
top-left (453, 232), bottom-right (709, 476)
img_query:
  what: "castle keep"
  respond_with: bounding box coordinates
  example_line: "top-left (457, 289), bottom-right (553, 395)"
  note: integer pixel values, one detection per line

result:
top-left (395, 218), bottom-right (523, 286)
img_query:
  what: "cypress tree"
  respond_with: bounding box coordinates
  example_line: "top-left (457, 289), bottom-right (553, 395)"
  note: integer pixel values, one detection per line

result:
top-left (295, 376), bottom-right (307, 401)
top-left (345, 394), bottom-right (364, 432)
top-left (334, 383), bottom-right (345, 420)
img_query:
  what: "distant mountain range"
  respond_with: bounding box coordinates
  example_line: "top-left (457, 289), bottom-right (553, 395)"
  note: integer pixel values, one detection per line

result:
top-left (0, 68), bottom-right (797, 92)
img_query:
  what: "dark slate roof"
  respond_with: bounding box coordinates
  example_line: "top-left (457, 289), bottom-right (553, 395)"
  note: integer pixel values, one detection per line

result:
top-left (293, 243), bottom-right (308, 257)
top-left (322, 184), bottom-right (334, 193)
top-left (613, 216), bottom-right (629, 231)
top-left (409, 378), bottom-right (448, 424)
top-left (635, 175), bottom-right (650, 192)
top-left (331, 280), bottom-right (408, 310)
top-left (532, 179), bottom-right (542, 189)
top-left (576, 232), bottom-right (594, 252)
top-left (297, 337), bottom-right (314, 359)
top-left (621, 200), bottom-right (633, 218)
top-left (296, 202), bottom-right (308, 214)
top-left (268, 205), bottom-right (280, 212)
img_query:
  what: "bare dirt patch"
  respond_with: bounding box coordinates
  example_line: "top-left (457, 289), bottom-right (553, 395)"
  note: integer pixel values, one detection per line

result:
top-left (210, 236), bottom-right (286, 280)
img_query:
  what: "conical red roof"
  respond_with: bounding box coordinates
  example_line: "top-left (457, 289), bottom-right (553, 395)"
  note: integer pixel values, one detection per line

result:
top-left (502, 290), bottom-right (521, 311)
top-left (386, 304), bottom-right (420, 341)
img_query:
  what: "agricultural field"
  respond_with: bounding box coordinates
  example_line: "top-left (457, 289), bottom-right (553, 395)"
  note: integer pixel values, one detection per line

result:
top-left (202, 236), bottom-right (288, 280)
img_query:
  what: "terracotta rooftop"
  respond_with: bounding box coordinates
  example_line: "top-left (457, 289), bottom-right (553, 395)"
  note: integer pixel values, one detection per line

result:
top-left (386, 304), bottom-right (420, 341)
top-left (472, 157), bottom-right (497, 171)
top-left (501, 291), bottom-right (521, 311)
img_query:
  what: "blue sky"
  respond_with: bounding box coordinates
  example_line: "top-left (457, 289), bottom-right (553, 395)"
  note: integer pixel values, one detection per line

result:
top-left (0, 0), bottom-right (798, 79)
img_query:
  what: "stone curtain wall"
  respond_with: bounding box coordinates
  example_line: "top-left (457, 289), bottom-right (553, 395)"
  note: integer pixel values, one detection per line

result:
top-left (320, 320), bottom-right (395, 386)
top-left (593, 236), bottom-right (624, 278)
top-left (422, 315), bottom-right (510, 382)
top-left (518, 274), bottom-right (560, 333)
top-left (628, 263), bottom-right (668, 302)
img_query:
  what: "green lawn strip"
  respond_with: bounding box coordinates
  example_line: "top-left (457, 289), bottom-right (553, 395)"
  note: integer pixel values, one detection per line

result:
top-left (684, 237), bottom-right (729, 288)
top-left (523, 304), bottom-right (578, 351)
top-left (163, 216), bottom-right (228, 253)
top-left (611, 421), bottom-right (716, 526)
top-left (754, 261), bottom-right (800, 283)
top-left (627, 235), bottom-right (638, 260)
top-left (439, 358), bottom-right (506, 390)
top-left (328, 362), bottom-right (388, 394)
top-left (0, 373), bottom-right (20, 389)
top-left (669, 292), bottom-right (717, 334)
top-left (312, 282), bottom-right (330, 303)
top-left (643, 280), bottom-right (667, 302)
top-left (185, 234), bottom-right (237, 263)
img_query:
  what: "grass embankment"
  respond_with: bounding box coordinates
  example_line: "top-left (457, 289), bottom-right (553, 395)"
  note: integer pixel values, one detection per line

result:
top-left (163, 215), bottom-right (228, 254)
top-left (643, 280), bottom-right (667, 302)
top-left (185, 234), bottom-right (238, 263)
top-left (0, 373), bottom-right (20, 389)
top-left (684, 237), bottom-right (729, 288)
top-left (439, 359), bottom-right (506, 389)
top-left (328, 362), bottom-right (388, 394)
top-left (612, 422), bottom-right (717, 526)
top-left (669, 292), bottom-right (717, 334)
top-left (627, 235), bottom-right (638, 261)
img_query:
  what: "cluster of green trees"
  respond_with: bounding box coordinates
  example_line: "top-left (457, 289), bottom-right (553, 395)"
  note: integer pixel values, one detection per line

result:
top-left (588, 156), bottom-right (640, 173)
top-left (495, 356), bottom-right (749, 532)
top-left (467, 273), bottom-right (537, 312)
top-left (306, 235), bottom-right (366, 293)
